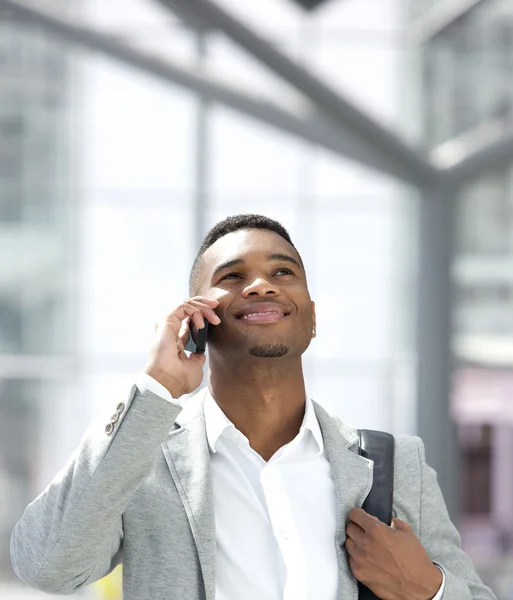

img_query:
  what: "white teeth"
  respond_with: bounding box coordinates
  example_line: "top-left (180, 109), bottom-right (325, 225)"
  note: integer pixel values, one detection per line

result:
top-left (240, 311), bottom-right (284, 320)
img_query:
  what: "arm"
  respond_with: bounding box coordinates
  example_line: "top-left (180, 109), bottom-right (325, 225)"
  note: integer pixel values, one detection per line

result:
top-left (415, 436), bottom-right (497, 600)
top-left (11, 295), bottom-right (221, 595)
top-left (10, 385), bottom-right (182, 594)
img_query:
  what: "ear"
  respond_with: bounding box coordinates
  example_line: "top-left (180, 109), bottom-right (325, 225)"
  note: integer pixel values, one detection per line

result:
top-left (311, 301), bottom-right (316, 338)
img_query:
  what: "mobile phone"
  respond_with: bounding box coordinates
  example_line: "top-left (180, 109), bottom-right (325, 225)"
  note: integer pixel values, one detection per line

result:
top-left (185, 317), bottom-right (209, 354)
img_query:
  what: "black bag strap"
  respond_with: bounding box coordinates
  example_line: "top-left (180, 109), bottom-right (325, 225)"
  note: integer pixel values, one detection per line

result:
top-left (356, 429), bottom-right (395, 600)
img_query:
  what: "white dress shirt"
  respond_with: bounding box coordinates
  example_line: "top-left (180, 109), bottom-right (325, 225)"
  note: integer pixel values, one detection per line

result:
top-left (137, 374), bottom-right (445, 600)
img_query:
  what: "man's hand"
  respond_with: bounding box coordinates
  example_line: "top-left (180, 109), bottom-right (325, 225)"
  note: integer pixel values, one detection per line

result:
top-left (144, 297), bottom-right (221, 399)
top-left (345, 508), bottom-right (443, 600)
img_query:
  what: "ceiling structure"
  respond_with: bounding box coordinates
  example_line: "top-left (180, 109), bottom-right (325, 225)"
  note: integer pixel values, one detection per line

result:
top-left (1, 0), bottom-right (512, 191)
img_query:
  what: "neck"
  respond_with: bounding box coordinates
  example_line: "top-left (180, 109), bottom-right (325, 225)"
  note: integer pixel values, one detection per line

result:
top-left (208, 355), bottom-right (307, 461)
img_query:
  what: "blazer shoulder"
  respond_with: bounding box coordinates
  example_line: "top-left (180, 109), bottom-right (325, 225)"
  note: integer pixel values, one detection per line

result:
top-left (394, 433), bottom-right (424, 457)
top-left (393, 434), bottom-right (425, 484)
top-left (391, 434), bottom-right (427, 534)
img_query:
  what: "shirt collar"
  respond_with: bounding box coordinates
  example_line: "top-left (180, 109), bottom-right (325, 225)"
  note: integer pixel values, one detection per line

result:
top-left (203, 391), bottom-right (324, 455)
top-left (204, 391), bottom-right (237, 453)
top-left (301, 393), bottom-right (324, 454)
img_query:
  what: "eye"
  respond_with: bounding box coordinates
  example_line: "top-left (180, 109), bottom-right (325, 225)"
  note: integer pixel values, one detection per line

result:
top-left (221, 272), bottom-right (242, 281)
top-left (274, 268), bottom-right (294, 276)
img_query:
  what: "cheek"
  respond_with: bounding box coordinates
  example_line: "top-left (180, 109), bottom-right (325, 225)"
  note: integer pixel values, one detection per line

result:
top-left (296, 294), bottom-right (313, 316)
top-left (295, 305), bottom-right (313, 331)
top-left (210, 289), bottom-right (232, 316)
top-left (302, 313), bottom-right (314, 330)
top-left (209, 288), bottom-right (230, 302)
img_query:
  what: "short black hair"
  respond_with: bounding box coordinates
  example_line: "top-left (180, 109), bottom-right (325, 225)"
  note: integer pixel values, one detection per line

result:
top-left (189, 214), bottom-right (301, 296)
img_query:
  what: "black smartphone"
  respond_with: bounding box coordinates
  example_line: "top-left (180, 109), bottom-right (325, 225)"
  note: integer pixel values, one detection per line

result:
top-left (185, 317), bottom-right (209, 354)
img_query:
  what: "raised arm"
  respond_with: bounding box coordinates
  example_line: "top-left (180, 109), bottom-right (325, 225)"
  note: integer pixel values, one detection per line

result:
top-left (11, 296), bottom-right (220, 594)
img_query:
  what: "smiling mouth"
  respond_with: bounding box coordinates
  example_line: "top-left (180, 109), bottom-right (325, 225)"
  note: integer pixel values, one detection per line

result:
top-left (237, 311), bottom-right (288, 323)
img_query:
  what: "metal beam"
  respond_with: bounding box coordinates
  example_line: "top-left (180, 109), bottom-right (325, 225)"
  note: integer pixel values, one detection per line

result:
top-left (408, 0), bottom-right (488, 45)
top-left (159, 0), bottom-right (438, 188)
top-left (0, 0), bottom-right (421, 184)
top-left (192, 32), bottom-right (210, 248)
top-left (437, 127), bottom-right (513, 187)
top-left (416, 185), bottom-right (459, 520)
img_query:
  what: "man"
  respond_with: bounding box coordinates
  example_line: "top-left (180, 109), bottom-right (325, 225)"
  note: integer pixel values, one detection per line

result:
top-left (11, 214), bottom-right (495, 600)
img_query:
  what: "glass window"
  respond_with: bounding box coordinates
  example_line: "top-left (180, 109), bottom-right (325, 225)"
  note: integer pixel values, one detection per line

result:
top-left (422, 0), bottom-right (513, 146)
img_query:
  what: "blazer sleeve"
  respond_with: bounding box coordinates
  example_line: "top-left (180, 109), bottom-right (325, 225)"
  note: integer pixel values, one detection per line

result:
top-left (412, 436), bottom-right (497, 600)
top-left (10, 384), bottom-right (182, 595)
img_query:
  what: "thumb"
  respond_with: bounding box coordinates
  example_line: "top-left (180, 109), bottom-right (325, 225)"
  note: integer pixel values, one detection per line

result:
top-left (188, 351), bottom-right (207, 367)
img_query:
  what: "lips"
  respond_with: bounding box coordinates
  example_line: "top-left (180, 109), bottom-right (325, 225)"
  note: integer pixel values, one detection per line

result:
top-left (239, 312), bottom-right (286, 323)
top-left (235, 302), bottom-right (291, 323)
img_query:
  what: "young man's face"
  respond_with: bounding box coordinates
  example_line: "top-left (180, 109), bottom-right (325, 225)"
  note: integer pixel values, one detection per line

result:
top-left (198, 228), bottom-right (316, 359)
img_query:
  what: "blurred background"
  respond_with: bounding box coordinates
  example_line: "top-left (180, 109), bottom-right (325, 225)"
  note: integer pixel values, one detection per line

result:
top-left (1, 0), bottom-right (512, 598)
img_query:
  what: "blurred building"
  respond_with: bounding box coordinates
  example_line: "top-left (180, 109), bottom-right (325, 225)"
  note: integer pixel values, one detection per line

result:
top-left (408, 0), bottom-right (513, 563)
top-left (0, 1), bottom-right (84, 581)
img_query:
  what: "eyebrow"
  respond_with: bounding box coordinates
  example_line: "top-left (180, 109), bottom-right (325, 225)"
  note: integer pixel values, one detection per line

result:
top-left (212, 253), bottom-right (302, 279)
top-left (269, 253), bottom-right (302, 270)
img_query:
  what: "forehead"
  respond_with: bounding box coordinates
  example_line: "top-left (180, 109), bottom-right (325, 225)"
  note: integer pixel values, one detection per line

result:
top-left (202, 229), bottom-right (299, 271)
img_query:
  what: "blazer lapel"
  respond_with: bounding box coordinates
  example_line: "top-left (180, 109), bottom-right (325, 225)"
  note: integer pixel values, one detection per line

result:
top-left (314, 402), bottom-right (374, 600)
top-left (161, 390), bottom-right (216, 600)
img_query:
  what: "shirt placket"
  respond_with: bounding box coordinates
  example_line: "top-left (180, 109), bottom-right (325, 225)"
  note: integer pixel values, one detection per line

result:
top-left (261, 460), bottom-right (308, 600)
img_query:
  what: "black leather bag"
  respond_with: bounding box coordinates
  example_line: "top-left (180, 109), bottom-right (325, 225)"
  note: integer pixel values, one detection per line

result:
top-left (356, 429), bottom-right (395, 600)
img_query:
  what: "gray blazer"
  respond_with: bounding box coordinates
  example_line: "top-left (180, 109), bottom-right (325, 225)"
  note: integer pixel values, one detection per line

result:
top-left (11, 386), bottom-right (496, 600)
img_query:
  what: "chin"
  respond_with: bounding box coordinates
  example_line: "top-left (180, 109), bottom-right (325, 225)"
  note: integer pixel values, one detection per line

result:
top-left (248, 344), bottom-right (289, 358)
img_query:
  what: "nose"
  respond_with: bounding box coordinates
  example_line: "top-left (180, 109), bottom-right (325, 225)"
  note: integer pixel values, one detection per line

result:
top-left (242, 276), bottom-right (280, 298)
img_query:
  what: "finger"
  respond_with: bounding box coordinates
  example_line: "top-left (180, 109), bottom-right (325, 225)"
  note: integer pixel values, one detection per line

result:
top-left (190, 296), bottom-right (219, 308)
top-left (348, 508), bottom-right (380, 532)
top-left (165, 301), bottom-right (210, 324)
top-left (345, 536), bottom-right (358, 557)
top-left (187, 350), bottom-right (207, 367)
top-left (179, 316), bottom-right (190, 336)
top-left (348, 555), bottom-right (356, 575)
top-left (186, 299), bottom-right (221, 325)
top-left (178, 317), bottom-right (191, 347)
top-left (189, 308), bottom-right (206, 331)
top-left (171, 304), bottom-right (206, 331)
top-left (346, 522), bottom-right (365, 543)
top-left (161, 306), bottom-right (194, 336)
top-left (181, 300), bottom-right (215, 329)
top-left (161, 299), bottom-right (219, 339)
